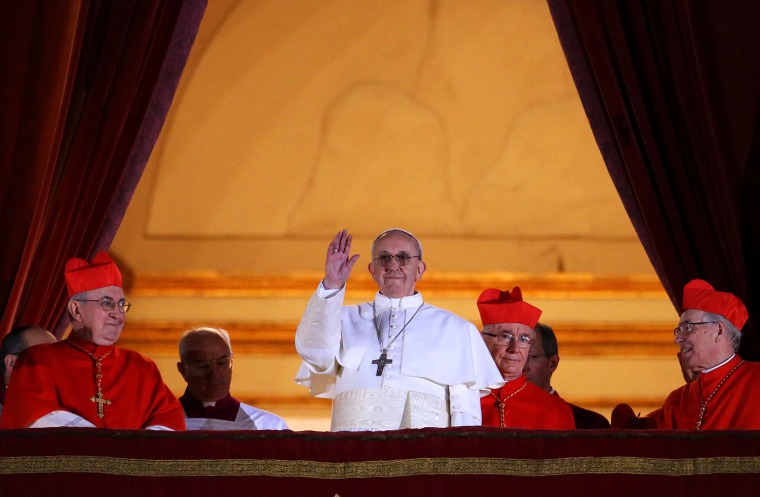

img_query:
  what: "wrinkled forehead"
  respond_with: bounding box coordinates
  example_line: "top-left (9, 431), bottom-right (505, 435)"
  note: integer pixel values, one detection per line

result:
top-left (184, 332), bottom-right (231, 353)
top-left (483, 322), bottom-right (534, 336)
top-left (87, 286), bottom-right (125, 300)
top-left (372, 230), bottom-right (422, 256)
top-left (680, 309), bottom-right (708, 322)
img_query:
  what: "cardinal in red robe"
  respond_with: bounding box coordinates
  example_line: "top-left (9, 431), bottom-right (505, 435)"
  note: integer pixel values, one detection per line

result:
top-left (657, 279), bottom-right (760, 430)
top-left (0, 252), bottom-right (184, 430)
top-left (477, 287), bottom-right (575, 429)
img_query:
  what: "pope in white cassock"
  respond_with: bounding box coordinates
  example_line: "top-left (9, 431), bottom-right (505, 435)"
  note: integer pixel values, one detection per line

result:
top-left (295, 228), bottom-right (503, 431)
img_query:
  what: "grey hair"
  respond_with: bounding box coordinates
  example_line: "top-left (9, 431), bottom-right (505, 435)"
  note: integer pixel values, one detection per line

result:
top-left (66, 291), bottom-right (89, 321)
top-left (371, 228), bottom-right (423, 259)
top-left (69, 291), bottom-right (89, 302)
top-left (703, 311), bottom-right (742, 352)
top-left (534, 322), bottom-right (558, 357)
top-left (178, 326), bottom-right (233, 361)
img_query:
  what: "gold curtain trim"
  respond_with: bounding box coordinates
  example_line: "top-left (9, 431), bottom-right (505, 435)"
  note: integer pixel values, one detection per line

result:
top-left (1, 455), bottom-right (758, 477)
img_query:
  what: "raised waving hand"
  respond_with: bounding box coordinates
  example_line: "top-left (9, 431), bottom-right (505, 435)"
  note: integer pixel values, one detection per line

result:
top-left (323, 229), bottom-right (361, 289)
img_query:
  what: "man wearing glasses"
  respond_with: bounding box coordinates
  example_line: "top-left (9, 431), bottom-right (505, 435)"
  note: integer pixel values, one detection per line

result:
top-left (177, 327), bottom-right (288, 430)
top-left (1, 252), bottom-right (185, 430)
top-left (478, 287), bottom-right (575, 429)
top-left (295, 228), bottom-right (503, 431)
top-left (657, 279), bottom-right (760, 430)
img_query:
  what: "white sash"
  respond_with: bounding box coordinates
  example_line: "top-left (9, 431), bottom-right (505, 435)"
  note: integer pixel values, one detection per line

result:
top-left (331, 388), bottom-right (449, 431)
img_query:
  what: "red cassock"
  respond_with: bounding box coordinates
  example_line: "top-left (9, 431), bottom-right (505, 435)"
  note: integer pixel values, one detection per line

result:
top-left (0, 333), bottom-right (185, 430)
top-left (657, 354), bottom-right (760, 430)
top-left (481, 375), bottom-right (575, 429)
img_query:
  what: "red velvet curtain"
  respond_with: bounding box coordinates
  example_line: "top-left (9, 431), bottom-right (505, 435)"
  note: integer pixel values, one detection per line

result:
top-left (547, 0), bottom-right (760, 359)
top-left (0, 0), bottom-right (206, 338)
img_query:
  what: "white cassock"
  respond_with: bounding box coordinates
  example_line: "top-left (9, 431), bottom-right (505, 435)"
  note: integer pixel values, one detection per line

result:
top-left (185, 402), bottom-right (289, 431)
top-left (295, 283), bottom-right (504, 431)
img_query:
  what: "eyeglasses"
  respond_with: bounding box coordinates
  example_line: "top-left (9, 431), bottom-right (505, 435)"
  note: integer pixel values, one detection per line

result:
top-left (673, 321), bottom-right (719, 337)
top-left (527, 353), bottom-right (548, 361)
top-left (482, 332), bottom-right (534, 349)
top-left (183, 357), bottom-right (233, 376)
top-left (74, 297), bottom-right (132, 313)
top-left (372, 254), bottom-right (421, 267)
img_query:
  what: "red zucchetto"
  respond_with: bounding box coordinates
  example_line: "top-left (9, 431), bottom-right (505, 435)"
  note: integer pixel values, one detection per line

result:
top-left (477, 287), bottom-right (542, 328)
top-left (682, 279), bottom-right (748, 331)
top-left (65, 251), bottom-right (122, 298)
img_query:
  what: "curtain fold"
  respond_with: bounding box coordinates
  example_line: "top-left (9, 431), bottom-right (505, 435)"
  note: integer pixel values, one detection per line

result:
top-left (0, 0), bottom-right (88, 336)
top-left (548, 0), bottom-right (760, 358)
top-left (0, 0), bottom-right (206, 338)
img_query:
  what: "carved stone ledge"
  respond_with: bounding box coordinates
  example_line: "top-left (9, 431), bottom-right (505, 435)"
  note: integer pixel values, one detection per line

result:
top-left (121, 320), bottom-right (676, 357)
top-left (131, 272), bottom-right (668, 299)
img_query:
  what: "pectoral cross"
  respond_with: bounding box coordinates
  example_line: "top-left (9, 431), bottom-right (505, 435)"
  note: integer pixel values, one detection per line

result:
top-left (90, 391), bottom-right (112, 419)
top-left (372, 350), bottom-right (393, 376)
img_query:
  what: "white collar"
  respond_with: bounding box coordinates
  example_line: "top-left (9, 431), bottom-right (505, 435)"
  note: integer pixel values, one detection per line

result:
top-left (373, 291), bottom-right (423, 309)
top-left (701, 354), bottom-right (736, 374)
